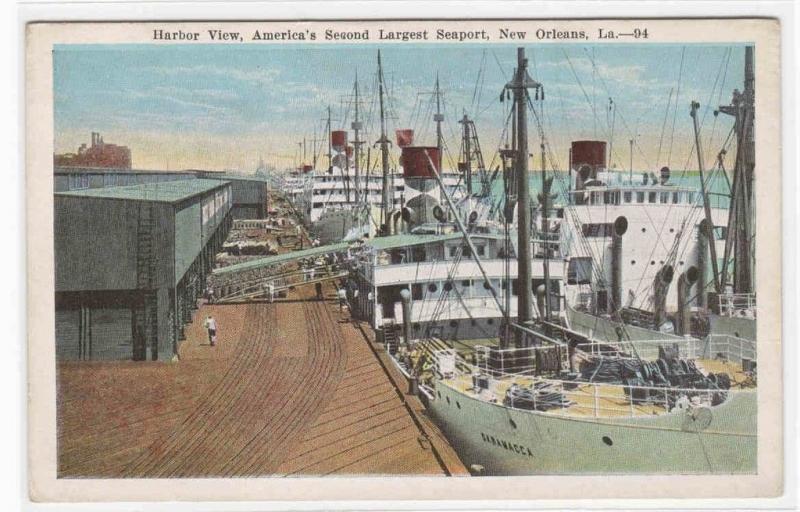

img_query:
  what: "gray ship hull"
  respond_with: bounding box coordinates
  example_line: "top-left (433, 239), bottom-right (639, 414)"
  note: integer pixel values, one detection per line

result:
top-left (429, 380), bottom-right (756, 475)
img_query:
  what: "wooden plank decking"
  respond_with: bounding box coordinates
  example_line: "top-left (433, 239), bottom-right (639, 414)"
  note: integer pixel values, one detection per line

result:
top-left (57, 283), bottom-right (464, 477)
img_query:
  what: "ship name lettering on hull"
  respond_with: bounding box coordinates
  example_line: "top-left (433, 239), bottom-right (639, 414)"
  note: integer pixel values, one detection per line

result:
top-left (480, 432), bottom-right (534, 457)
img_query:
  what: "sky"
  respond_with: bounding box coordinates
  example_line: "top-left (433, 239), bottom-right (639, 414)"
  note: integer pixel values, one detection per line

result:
top-left (53, 43), bottom-right (746, 174)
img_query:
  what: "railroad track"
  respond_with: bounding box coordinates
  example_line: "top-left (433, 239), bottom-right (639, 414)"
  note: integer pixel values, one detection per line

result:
top-left (120, 304), bottom-right (274, 476)
top-left (117, 290), bottom-right (349, 477)
top-left (58, 282), bottom-right (454, 477)
top-left (225, 299), bottom-right (346, 475)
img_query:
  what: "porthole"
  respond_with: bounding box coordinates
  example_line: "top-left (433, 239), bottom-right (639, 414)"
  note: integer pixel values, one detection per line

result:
top-left (483, 281), bottom-right (492, 290)
top-left (659, 260), bottom-right (664, 265)
top-left (602, 436), bottom-right (613, 446)
top-left (641, 227), bottom-right (646, 233)
top-left (669, 228), bottom-right (675, 233)
top-left (650, 261), bottom-right (656, 265)
top-left (428, 283), bottom-right (438, 293)
top-left (449, 320), bottom-right (458, 328)
top-left (487, 318), bottom-right (495, 325)
top-left (679, 260), bottom-right (685, 265)
top-left (630, 260), bottom-right (636, 265)
top-left (509, 418), bottom-right (517, 429)
top-left (443, 281), bottom-right (454, 292)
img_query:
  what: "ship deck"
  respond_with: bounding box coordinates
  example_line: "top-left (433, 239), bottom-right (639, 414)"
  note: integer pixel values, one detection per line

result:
top-left (442, 357), bottom-right (752, 420)
top-left (57, 282), bottom-right (466, 477)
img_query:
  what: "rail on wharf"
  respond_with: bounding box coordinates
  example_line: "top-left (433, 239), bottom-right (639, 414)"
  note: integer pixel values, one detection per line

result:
top-left (57, 282), bottom-right (465, 477)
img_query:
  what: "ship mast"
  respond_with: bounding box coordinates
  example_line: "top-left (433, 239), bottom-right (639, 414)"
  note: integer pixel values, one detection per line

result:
top-left (434, 74), bottom-right (444, 173)
top-left (718, 46), bottom-right (755, 295)
top-left (540, 138), bottom-right (552, 322)
top-left (505, 47), bottom-right (540, 347)
top-left (326, 106), bottom-right (333, 173)
top-left (690, 100), bottom-right (722, 294)
top-left (460, 114), bottom-right (472, 196)
top-left (352, 73), bottom-right (363, 205)
top-left (377, 50), bottom-right (391, 235)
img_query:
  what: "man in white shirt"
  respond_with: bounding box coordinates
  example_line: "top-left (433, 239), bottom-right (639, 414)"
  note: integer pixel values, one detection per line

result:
top-left (204, 315), bottom-right (218, 346)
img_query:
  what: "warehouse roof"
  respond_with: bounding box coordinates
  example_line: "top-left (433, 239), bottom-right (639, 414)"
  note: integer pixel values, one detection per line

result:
top-left (55, 179), bottom-right (229, 204)
top-left (54, 166), bottom-right (271, 183)
top-left (195, 172), bottom-right (271, 183)
top-left (54, 166), bottom-right (197, 175)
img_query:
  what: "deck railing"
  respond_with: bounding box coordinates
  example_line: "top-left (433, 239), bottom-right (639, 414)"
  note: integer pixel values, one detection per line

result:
top-left (444, 343), bottom-right (746, 419)
top-left (579, 338), bottom-right (702, 360)
top-left (701, 334), bottom-right (757, 364)
top-left (717, 293), bottom-right (757, 318)
top-left (449, 364), bottom-right (729, 419)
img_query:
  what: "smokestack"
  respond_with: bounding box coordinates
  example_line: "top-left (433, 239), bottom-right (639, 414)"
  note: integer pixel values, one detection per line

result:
top-left (677, 266), bottom-right (699, 335)
top-left (610, 216), bottom-right (628, 313)
top-left (652, 265), bottom-right (675, 328)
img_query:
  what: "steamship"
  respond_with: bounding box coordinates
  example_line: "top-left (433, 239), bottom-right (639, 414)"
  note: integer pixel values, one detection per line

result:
top-left (296, 132), bottom-right (464, 245)
top-left (345, 46), bottom-right (757, 475)
top-left (295, 58), bottom-right (465, 245)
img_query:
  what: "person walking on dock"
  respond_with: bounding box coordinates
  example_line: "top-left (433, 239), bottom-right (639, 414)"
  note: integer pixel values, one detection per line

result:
top-left (204, 315), bottom-right (218, 346)
top-left (337, 287), bottom-right (347, 312)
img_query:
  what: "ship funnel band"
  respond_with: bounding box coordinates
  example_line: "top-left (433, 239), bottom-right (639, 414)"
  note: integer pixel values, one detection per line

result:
top-left (570, 140), bottom-right (606, 170)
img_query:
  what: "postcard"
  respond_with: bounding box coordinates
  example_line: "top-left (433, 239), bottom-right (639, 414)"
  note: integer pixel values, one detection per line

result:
top-left (26, 17), bottom-right (783, 503)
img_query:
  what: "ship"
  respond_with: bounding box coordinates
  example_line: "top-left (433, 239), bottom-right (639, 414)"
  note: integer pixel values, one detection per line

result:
top-left (363, 46), bottom-right (757, 475)
top-left (294, 53), bottom-right (466, 245)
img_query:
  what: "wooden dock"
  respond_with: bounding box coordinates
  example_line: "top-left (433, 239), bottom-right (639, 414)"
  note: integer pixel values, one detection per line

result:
top-left (57, 283), bottom-right (468, 477)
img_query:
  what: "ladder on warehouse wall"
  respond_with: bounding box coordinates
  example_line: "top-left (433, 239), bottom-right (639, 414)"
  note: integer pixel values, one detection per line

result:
top-left (134, 202), bottom-right (158, 361)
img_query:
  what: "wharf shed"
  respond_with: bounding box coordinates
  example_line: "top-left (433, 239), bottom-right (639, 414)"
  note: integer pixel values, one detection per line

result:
top-left (54, 166), bottom-right (269, 220)
top-left (194, 171), bottom-right (269, 219)
top-left (54, 179), bottom-right (233, 361)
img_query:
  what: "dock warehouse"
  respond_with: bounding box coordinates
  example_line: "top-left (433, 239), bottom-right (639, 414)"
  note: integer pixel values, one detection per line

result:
top-left (54, 179), bottom-right (233, 361)
top-left (194, 171), bottom-right (270, 219)
top-left (54, 167), bottom-right (270, 220)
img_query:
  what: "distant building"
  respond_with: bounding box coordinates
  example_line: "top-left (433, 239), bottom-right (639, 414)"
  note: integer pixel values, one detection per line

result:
top-left (54, 131), bottom-right (132, 169)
